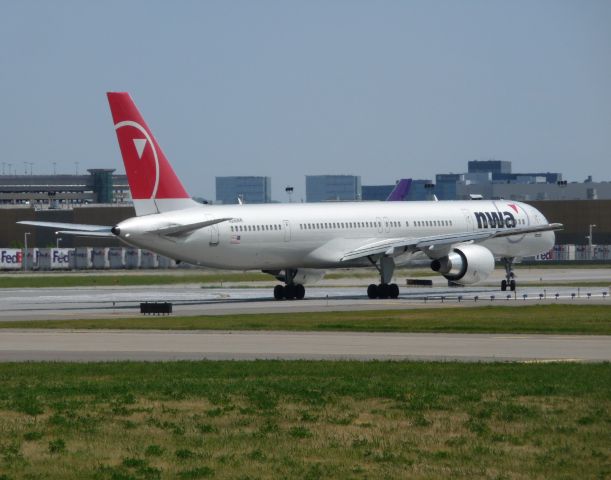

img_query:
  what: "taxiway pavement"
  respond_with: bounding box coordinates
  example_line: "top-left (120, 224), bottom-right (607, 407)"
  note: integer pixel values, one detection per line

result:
top-left (1, 329), bottom-right (609, 362)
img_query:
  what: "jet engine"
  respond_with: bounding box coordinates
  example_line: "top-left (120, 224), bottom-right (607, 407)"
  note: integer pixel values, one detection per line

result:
top-left (430, 244), bottom-right (495, 285)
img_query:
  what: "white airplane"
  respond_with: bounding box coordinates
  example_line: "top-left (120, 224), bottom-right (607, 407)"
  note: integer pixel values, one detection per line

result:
top-left (19, 93), bottom-right (562, 300)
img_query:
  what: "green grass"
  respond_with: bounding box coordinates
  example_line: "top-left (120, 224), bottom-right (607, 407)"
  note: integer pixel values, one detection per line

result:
top-left (0, 272), bottom-right (271, 288)
top-left (2, 305), bottom-right (610, 334)
top-left (0, 361), bottom-right (608, 479)
top-left (0, 269), bottom-right (435, 288)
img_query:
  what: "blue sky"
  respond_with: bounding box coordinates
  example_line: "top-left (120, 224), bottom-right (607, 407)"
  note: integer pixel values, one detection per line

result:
top-left (1, 0), bottom-right (609, 201)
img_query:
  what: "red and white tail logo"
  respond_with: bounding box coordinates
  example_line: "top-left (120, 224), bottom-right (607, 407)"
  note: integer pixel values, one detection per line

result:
top-left (107, 92), bottom-right (196, 215)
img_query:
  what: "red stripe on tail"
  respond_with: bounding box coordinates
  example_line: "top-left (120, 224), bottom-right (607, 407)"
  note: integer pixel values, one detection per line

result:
top-left (107, 92), bottom-right (189, 200)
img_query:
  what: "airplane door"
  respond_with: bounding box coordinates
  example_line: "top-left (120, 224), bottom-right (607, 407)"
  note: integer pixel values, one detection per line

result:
top-left (461, 208), bottom-right (473, 232)
top-left (376, 217), bottom-right (383, 234)
top-left (209, 224), bottom-right (220, 246)
top-left (383, 217), bottom-right (390, 233)
top-left (283, 220), bottom-right (291, 242)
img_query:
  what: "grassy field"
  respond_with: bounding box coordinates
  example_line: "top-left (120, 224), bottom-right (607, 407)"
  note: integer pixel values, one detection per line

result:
top-left (0, 272), bottom-right (272, 289)
top-left (2, 305), bottom-right (610, 335)
top-left (0, 269), bottom-right (438, 288)
top-left (0, 361), bottom-right (608, 479)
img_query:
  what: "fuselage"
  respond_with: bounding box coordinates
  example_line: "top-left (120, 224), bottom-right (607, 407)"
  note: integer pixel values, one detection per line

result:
top-left (116, 199), bottom-right (554, 270)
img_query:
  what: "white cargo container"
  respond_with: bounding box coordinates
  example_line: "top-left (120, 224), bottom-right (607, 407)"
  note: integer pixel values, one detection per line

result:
top-left (125, 248), bottom-right (141, 269)
top-left (36, 249), bottom-right (52, 270)
top-left (108, 247), bottom-right (125, 269)
top-left (594, 245), bottom-right (610, 261)
top-left (0, 248), bottom-right (23, 270)
top-left (92, 247), bottom-right (109, 269)
top-left (534, 249), bottom-right (554, 261)
top-left (140, 250), bottom-right (158, 269)
top-left (552, 244), bottom-right (576, 261)
top-left (23, 248), bottom-right (39, 270)
top-left (50, 248), bottom-right (74, 270)
top-left (157, 255), bottom-right (177, 269)
top-left (74, 247), bottom-right (93, 269)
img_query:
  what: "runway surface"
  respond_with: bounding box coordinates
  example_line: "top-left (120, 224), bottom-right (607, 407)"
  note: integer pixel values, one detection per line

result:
top-left (0, 274), bottom-right (609, 321)
top-left (1, 329), bottom-right (609, 362)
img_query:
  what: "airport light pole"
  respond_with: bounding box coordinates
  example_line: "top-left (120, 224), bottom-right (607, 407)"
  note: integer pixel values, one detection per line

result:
top-left (56, 236), bottom-right (62, 249)
top-left (587, 224), bottom-right (596, 259)
top-left (23, 232), bottom-right (30, 271)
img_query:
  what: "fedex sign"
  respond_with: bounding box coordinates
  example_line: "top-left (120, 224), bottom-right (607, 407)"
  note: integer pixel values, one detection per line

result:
top-left (1, 249), bottom-right (23, 269)
top-left (51, 248), bottom-right (72, 269)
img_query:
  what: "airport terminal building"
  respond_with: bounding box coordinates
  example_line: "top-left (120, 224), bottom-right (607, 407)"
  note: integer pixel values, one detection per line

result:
top-left (0, 169), bottom-right (130, 207)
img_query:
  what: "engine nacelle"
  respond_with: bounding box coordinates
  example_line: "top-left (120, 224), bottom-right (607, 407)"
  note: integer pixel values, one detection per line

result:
top-left (430, 244), bottom-right (495, 285)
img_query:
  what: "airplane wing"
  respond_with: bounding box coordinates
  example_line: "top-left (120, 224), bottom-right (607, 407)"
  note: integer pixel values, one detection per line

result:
top-left (17, 221), bottom-right (115, 237)
top-left (339, 223), bottom-right (563, 262)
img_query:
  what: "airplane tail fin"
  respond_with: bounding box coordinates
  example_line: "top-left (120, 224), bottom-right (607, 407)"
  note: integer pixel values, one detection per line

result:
top-left (107, 92), bottom-right (198, 215)
top-left (386, 179), bottom-right (412, 201)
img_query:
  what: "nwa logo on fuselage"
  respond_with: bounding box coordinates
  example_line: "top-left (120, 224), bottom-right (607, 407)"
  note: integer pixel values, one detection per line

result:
top-left (474, 211), bottom-right (517, 229)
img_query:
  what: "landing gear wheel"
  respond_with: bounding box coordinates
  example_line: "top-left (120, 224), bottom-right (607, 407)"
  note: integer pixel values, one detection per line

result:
top-left (389, 283), bottom-right (399, 299)
top-left (509, 279), bottom-right (516, 291)
top-left (295, 284), bottom-right (305, 300)
top-left (378, 283), bottom-right (390, 299)
top-left (284, 284), bottom-right (296, 300)
top-left (274, 285), bottom-right (285, 300)
top-left (501, 280), bottom-right (507, 291)
top-left (367, 284), bottom-right (378, 299)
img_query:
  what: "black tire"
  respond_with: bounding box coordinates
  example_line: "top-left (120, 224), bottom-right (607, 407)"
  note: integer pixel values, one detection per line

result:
top-left (389, 283), bottom-right (399, 299)
top-left (285, 284), bottom-right (296, 300)
top-left (378, 283), bottom-right (389, 299)
top-left (509, 279), bottom-right (516, 291)
top-left (367, 284), bottom-right (378, 299)
top-left (273, 285), bottom-right (285, 300)
top-left (501, 280), bottom-right (507, 291)
top-left (295, 284), bottom-right (305, 300)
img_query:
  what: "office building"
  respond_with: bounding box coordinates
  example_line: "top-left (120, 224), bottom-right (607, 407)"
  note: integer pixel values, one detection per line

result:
top-left (361, 184), bottom-right (394, 201)
top-left (215, 176), bottom-right (271, 204)
top-left (305, 175), bottom-right (361, 202)
top-left (0, 169), bottom-right (129, 206)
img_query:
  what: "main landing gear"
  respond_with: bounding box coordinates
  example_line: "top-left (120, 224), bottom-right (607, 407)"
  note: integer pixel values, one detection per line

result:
top-left (272, 269), bottom-right (305, 301)
top-left (367, 256), bottom-right (400, 299)
top-left (500, 257), bottom-right (516, 291)
top-left (274, 283), bottom-right (305, 300)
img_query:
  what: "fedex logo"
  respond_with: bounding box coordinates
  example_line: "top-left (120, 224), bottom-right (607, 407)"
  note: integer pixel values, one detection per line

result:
top-left (52, 250), bottom-right (70, 263)
top-left (1, 250), bottom-right (23, 263)
top-left (474, 211), bottom-right (517, 229)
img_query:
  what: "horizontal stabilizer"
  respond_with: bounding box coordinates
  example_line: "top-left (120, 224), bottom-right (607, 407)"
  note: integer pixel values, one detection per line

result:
top-left (54, 230), bottom-right (116, 238)
top-left (17, 221), bottom-right (113, 233)
top-left (150, 217), bottom-right (233, 236)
